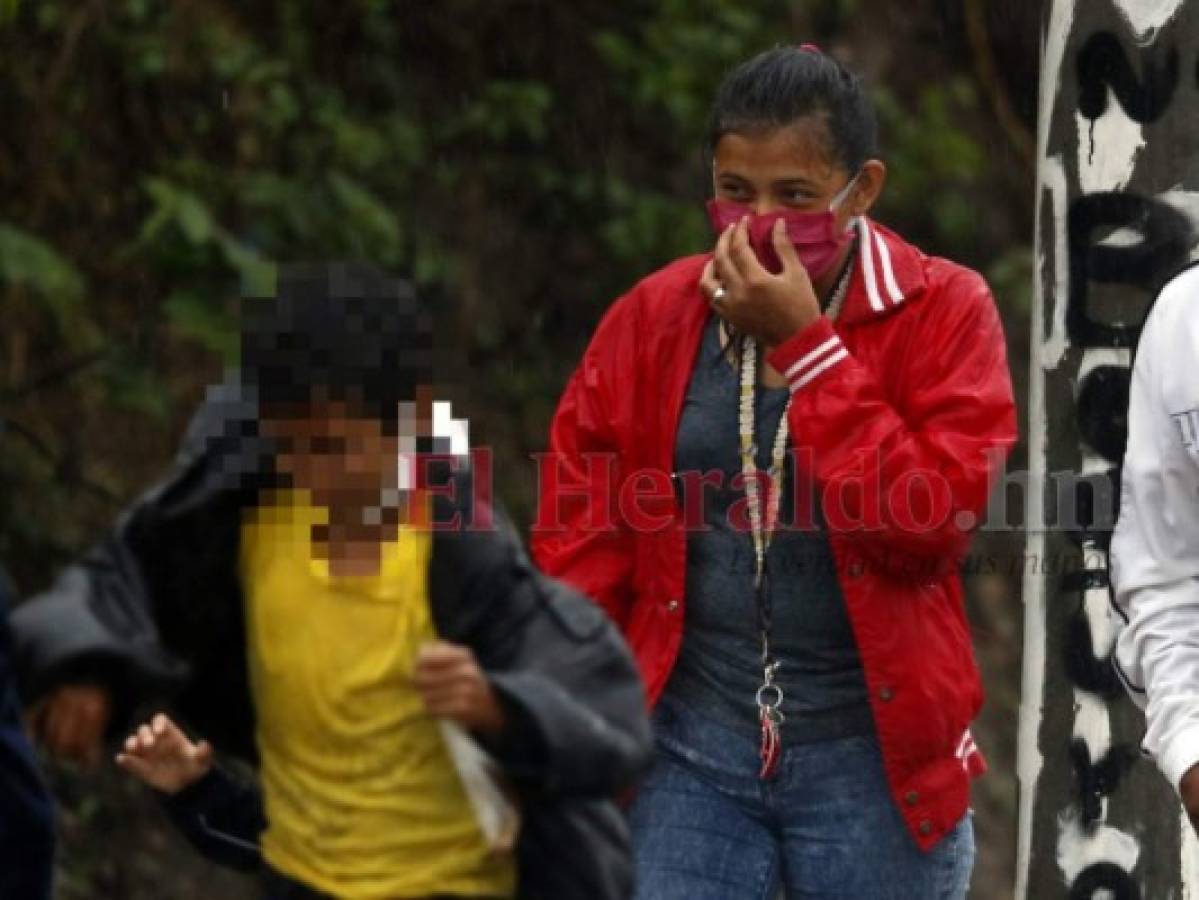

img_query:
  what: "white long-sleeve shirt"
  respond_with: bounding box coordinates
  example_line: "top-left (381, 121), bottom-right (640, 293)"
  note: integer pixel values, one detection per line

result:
top-left (1113, 263), bottom-right (1199, 792)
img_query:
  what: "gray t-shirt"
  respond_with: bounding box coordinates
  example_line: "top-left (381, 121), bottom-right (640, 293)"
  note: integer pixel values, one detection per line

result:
top-left (664, 316), bottom-right (874, 744)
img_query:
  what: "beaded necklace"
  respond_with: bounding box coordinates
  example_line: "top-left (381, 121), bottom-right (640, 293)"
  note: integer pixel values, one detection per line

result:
top-left (737, 251), bottom-right (854, 779)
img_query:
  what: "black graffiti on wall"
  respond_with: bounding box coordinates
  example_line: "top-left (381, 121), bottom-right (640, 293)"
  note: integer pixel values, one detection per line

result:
top-left (1069, 739), bottom-right (1139, 828)
top-left (1068, 193), bottom-right (1192, 348)
top-left (1054, 24), bottom-right (1196, 900)
top-left (1076, 31), bottom-right (1179, 124)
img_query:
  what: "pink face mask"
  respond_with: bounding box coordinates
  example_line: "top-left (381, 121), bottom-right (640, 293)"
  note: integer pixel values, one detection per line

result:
top-left (705, 176), bottom-right (858, 279)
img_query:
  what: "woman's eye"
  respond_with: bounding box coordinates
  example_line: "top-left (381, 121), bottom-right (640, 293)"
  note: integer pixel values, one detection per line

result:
top-left (783, 190), bottom-right (814, 204)
top-left (719, 184), bottom-right (750, 199)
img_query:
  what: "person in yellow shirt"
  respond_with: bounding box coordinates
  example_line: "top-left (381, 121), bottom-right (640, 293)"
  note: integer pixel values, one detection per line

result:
top-left (13, 264), bottom-right (652, 900)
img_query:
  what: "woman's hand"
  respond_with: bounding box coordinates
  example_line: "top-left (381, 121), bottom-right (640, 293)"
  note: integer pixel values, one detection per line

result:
top-left (414, 641), bottom-right (507, 735)
top-left (115, 712), bottom-right (213, 795)
top-left (702, 217), bottom-right (822, 345)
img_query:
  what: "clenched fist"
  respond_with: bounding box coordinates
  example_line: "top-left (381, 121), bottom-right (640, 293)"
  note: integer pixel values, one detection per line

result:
top-left (700, 217), bottom-right (822, 347)
top-left (413, 641), bottom-right (506, 735)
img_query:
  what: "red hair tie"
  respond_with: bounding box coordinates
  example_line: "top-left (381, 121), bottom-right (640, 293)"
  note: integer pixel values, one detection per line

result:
top-left (799, 42), bottom-right (823, 54)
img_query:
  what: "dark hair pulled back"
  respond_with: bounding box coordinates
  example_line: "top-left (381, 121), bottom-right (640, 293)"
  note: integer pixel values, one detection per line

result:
top-left (707, 45), bottom-right (878, 172)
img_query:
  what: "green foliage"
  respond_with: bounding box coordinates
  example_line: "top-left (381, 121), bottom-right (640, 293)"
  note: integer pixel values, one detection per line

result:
top-left (594, 1), bottom-right (769, 136)
top-left (0, 224), bottom-right (87, 337)
top-left (988, 245), bottom-right (1034, 317)
top-left (874, 76), bottom-right (989, 260)
top-left (163, 289), bottom-right (237, 359)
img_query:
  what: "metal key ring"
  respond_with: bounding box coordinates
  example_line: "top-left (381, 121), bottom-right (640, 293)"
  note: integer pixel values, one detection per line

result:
top-left (756, 684), bottom-right (783, 709)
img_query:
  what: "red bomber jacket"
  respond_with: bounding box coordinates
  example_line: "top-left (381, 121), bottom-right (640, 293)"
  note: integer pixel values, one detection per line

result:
top-left (531, 217), bottom-right (1018, 851)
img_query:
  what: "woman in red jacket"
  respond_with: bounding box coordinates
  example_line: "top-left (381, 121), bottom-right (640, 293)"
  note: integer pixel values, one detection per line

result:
top-left (533, 45), bottom-right (1016, 899)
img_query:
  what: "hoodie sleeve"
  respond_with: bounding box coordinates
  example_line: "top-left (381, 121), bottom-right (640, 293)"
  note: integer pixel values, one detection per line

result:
top-left (432, 483), bottom-right (652, 800)
top-left (160, 765), bottom-right (265, 871)
top-left (1112, 266), bottom-right (1199, 792)
top-left (8, 380), bottom-right (254, 718)
top-left (478, 573), bottom-right (654, 799)
top-left (9, 496), bottom-right (187, 716)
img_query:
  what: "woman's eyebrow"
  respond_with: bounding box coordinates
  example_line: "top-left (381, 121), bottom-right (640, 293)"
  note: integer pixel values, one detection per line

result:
top-left (771, 177), bottom-right (819, 190)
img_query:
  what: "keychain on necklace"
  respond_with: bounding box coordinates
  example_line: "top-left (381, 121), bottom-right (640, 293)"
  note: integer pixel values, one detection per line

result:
top-left (730, 252), bottom-right (852, 781)
top-left (756, 632), bottom-right (784, 779)
top-left (739, 338), bottom-right (791, 781)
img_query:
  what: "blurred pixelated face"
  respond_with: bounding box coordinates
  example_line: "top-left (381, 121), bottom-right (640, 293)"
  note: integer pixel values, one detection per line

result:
top-left (261, 398), bottom-right (397, 504)
top-left (712, 117), bottom-right (853, 221)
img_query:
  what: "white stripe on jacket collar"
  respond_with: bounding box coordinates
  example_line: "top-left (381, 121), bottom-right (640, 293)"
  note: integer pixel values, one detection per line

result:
top-left (856, 219), bottom-right (907, 313)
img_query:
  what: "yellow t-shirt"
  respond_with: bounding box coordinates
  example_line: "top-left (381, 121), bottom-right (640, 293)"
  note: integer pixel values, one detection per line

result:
top-left (240, 490), bottom-right (516, 899)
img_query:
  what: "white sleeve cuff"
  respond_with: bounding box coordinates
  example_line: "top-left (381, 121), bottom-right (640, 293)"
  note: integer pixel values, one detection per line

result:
top-left (1159, 723), bottom-right (1199, 793)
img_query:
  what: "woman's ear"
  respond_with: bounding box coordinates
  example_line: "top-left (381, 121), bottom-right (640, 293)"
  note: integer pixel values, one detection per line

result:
top-left (850, 159), bottom-right (887, 217)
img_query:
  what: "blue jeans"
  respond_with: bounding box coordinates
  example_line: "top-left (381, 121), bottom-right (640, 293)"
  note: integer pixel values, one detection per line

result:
top-left (629, 695), bottom-right (974, 900)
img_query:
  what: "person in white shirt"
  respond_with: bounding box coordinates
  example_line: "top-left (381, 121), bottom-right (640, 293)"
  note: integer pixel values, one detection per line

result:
top-left (1113, 262), bottom-right (1199, 828)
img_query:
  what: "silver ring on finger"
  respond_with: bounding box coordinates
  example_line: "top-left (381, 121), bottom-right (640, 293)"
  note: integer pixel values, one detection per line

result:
top-left (711, 286), bottom-right (727, 305)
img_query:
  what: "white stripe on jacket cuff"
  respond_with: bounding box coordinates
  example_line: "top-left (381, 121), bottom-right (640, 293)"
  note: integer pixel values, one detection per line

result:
top-left (782, 335), bottom-right (841, 381)
top-left (786, 340), bottom-right (853, 390)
